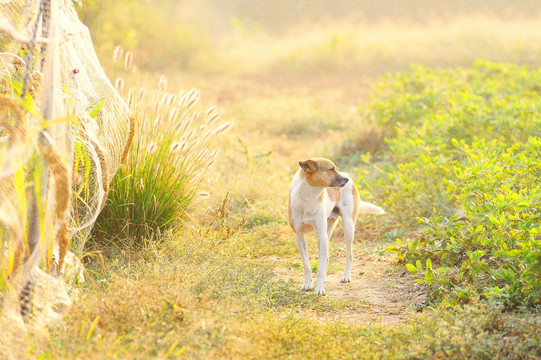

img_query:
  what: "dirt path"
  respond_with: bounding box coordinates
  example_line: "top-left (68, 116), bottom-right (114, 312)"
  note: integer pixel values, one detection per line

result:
top-left (273, 237), bottom-right (425, 325)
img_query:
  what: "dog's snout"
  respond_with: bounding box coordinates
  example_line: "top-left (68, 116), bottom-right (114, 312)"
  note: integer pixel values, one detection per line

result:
top-left (332, 176), bottom-right (349, 188)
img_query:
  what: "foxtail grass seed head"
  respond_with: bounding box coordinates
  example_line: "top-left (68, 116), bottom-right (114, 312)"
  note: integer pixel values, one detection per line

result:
top-left (160, 93), bottom-right (169, 107)
top-left (168, 107), bottom-right (179, 122)
top-left (158, 76), bottom-right (167, 92)
top-left (180, 116), bottom-right (193, 134)
top-left (206, 107), bottom-right (217, 117)
top-left (112, 45), bottom-right (123, 63)
top-left (153, 115), bottom-right (163, 132)
top-left (206, 112), bottom-right (220, 126)
top-left (124, 51), bottom-right (133, 70)
top-left (178, 90), bottom-right (186, 102)
top-left (147, 143), bottom-right (157, 154)
top-left (199, 149), bottom-right (209, 160)
top-left (174, 113), bottom-right (188, 132)
top-left (201, 130), bottom-right (212, 141)
top-left (138, 87), bottom-right (146, 101)
top-left (197, 191), bottom-right (210, 198)
top-left (182, 129), bottom-right (196, 144)
top-left (170, 141), bottom-right (186, 153)
top-left (168, 94), bottom-right (177, 107)
top-left (178, 94), bottom-right (187, 108)
top-left (115, 77), bottom-right (124, 92)
top-left (214, 122), bottom-right (232, 134)
top-left (186, 90), bottom-right (200, 108)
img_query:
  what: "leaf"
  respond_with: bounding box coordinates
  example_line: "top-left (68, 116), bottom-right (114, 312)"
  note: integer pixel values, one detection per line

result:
top-left (517, 201), bottom-right (530, 211)
top-left (416, 260), bottom-right (423, 271)
top-left (87, 97), bottom-right (106, 118)
top-left (405, 264), bottom-right (418, 274)
top-left (426, 258), bottom-right (432, 269)
top-left (488, 216), bottom-right (500, 226)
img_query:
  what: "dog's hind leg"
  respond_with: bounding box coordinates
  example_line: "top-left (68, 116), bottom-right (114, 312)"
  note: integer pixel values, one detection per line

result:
top-left (295, 233), bottom-right (312, 290)
top-left (341, 217), bottom-right (355, 283)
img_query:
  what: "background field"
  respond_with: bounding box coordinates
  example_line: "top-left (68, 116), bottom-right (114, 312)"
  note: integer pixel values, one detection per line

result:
top-left (26, 1), bottom-right (541, 358)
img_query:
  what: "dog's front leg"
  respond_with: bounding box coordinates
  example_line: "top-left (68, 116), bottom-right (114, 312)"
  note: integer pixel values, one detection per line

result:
top-left (295, 233), bottom-right (312, 290)
top-left (314, 223), bottom-right (329, 295)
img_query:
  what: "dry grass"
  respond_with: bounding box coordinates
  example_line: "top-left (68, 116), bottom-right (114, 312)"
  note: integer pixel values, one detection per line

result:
top-left (201, 15), bottom-right (541, 78)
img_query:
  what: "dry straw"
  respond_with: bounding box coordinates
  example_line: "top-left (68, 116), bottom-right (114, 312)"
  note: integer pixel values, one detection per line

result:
top-left (39, 142), bottom-right (71, 274)
top-left (0, 96), bottom-right (27, 274)
top-left (120, 115), bottom-right (135, 164)
top-left (80, 124), bottom-right (110, 193)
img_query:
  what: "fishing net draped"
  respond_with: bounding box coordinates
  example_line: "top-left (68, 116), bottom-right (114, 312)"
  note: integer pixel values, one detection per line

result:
top-left (0, 0), bottom-right (133, 352)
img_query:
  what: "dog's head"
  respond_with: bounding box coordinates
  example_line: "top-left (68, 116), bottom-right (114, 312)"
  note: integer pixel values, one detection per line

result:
top-left (299, 158), bottom-right (349, 188)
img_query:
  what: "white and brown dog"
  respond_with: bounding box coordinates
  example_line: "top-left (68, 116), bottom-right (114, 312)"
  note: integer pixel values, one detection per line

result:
top-left (288, 158), bottom-right (385, 295)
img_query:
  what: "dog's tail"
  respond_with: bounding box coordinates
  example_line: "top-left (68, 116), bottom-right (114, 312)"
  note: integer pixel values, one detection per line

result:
top-left (358, 201), bottom-right (386, 214)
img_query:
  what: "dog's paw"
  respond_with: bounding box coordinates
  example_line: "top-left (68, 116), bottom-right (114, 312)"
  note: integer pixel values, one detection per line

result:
top-left (300, 284), bottom-right (313, 291)
top-left (315, 286), bottom-right (326, 296)
top-left (340, 275), bottom-right (351, 283)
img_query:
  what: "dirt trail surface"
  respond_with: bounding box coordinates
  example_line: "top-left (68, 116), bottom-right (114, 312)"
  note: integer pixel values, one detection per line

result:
top-left (273, 238), bottom-right (425, 325)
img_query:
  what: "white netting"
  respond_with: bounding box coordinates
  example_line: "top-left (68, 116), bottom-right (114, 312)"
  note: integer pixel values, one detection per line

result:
top-left (0, 0), bottom-right (132, 353)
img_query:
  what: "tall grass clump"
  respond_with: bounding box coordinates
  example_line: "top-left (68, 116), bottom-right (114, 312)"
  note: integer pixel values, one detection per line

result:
top-left (91, 49), bottom-right (231, 244)
top-left (343, 61), bottom-right (541, 308)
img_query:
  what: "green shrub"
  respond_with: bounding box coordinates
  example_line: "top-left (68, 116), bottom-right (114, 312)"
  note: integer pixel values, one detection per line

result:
top-left (343, 62), bottom-right (541, 308)
top-left (399, 138), bottom-right (541, 308)
top-left (367, 62), bottom-right (541, 224)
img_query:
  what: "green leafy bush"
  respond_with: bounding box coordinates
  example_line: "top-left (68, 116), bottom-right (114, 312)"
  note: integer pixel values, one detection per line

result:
top-left (368, 62), bottom-right (541, 224)
top-left (346, 62), bottom-right (541, 308)
top-left (400, 138), bottom-right (541, 308)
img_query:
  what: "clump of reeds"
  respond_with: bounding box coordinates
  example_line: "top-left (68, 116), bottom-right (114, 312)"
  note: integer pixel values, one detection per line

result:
top-left (91, 48), bottom-right (231, 243)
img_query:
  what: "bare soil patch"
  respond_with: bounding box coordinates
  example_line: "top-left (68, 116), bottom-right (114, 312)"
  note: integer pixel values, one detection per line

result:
top-left (273, 238), bottom-right (425, 326)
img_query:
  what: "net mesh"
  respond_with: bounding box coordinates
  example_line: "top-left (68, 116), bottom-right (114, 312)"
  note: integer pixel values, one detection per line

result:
top-left (0, 0), bottom-right (132, 351)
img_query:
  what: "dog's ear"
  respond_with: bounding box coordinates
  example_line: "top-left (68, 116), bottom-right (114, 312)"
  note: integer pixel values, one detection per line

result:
top-left (299, 160), bottom-right (317, 173)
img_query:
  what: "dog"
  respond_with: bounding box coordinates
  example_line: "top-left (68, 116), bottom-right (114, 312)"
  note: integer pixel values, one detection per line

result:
top-left (288, 158), bottom-right (385, 295)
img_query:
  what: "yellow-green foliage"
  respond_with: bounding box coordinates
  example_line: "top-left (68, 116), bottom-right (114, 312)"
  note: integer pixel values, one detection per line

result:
top-left (345, 62), bottom-right (541, 308)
